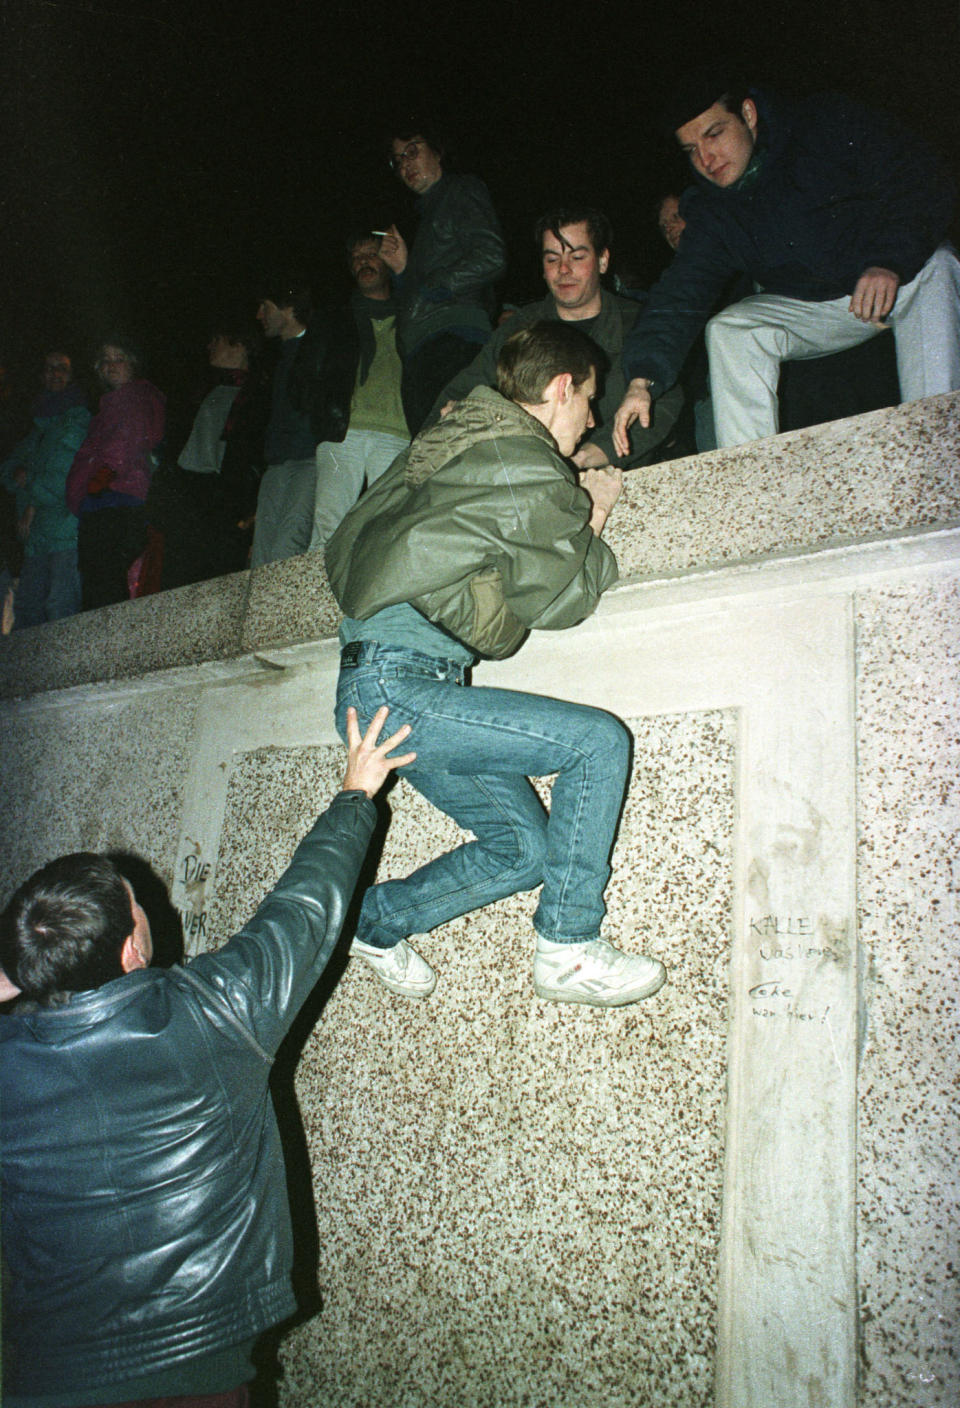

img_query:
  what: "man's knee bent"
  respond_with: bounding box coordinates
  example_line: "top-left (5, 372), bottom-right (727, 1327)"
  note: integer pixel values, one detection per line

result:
top-left (919, 243), bottom-right (960, 283)
top-left (706, 305), bottom-right (787, 363)
top-left (578, 709), bottom-right (631, 780)
top-left (482, 807), bottom-right (548, 892)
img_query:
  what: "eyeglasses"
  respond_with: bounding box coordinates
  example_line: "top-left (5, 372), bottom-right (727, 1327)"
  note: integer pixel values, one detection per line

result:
top-left (97, 355), bottom-right (130, 368)
top-left (389, 139), bottom-right (424, 171)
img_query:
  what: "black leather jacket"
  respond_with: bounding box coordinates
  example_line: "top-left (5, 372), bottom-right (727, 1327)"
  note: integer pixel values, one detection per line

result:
top-left (396, 173), bottom-right (506, 353)
top-left (1, 791), bottom-right (374, 1401)
top-left (285, 312), bottom-right (356, 448)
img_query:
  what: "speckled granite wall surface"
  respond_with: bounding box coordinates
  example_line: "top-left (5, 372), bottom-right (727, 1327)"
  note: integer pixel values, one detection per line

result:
top-left (855, 579), bottom-right (960, 1408)
top-left (1, 393), bottom-right (957, 700)
top-left (2, 394), bottom-right (959, 1407)
top-left (606, 393), bottom-right (960, 582)
top-left (0, 568), bottom-right (252, 700)
top-left (208, 713), bottom-right (735, 1408)
top-left (0, 690), bottom-right (199, 901)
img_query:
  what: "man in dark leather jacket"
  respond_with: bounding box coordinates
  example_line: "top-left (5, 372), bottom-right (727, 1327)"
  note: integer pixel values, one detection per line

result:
top-left (379, 123), bottom-right (506, 435)
top-left (0, 708), bottom-right (414, 1408)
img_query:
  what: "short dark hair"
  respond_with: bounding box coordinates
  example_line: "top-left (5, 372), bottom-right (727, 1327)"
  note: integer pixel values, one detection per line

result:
top-left (534, 207), bottom-right (613, 258)
top-left (716, 87), bottom-right (751, 118)
top-left (256, 278), bottom-right (314, 326)
top-left (659, 66), bottom-right (751, 135)
top-left (496, 321), bottom-right (598, 405)
top-left (344, 231), bottom-right (383, 259)
top-left (207, 316), bottom-right (263, 358)
top-left (0, 853), bottom-right (133, 1005)
top-left (388, 121), bottom-right (446, 164)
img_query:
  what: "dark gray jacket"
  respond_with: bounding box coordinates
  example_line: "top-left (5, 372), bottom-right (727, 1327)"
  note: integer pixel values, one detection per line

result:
top-left (1, 791), bottom-right (374, 1400)
top-left (432, 291), bottom-right (683, 468)
top-left (396, 174), bottom-right (506, 353)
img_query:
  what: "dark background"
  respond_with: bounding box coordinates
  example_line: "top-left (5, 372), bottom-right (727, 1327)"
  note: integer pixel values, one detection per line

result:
top-left (0, 0), bottom-right (957, 408)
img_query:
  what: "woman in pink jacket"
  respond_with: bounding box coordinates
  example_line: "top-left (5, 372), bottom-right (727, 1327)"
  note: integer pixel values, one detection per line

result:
top-left (67, 338), bottom-right (165, 609)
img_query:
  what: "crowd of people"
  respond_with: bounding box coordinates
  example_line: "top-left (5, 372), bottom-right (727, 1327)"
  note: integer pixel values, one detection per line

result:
top-left (2, 67), bottom-right (959, 1408)
top-left (3, 73), bottom-right (955, 636)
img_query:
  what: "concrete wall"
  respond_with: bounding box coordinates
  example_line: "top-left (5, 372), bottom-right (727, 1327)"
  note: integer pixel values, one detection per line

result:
top-left (2, 394), bottom-right (958, 1407)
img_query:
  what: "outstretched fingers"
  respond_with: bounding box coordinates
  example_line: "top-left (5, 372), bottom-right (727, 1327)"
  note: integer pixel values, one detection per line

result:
top-left (342, 706), bottom-right (416, 798)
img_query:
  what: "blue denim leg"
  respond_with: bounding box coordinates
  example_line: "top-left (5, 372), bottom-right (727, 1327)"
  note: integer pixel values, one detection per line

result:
top-left (335, 644), bottom-right (631, 946)
top-left (45, 549), bottom-right (82, 622)
top-left (12, 555), bottom-right (50, 630)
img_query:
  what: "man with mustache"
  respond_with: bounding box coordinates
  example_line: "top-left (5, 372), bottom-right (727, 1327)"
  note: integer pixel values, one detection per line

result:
top-left (309, 234), bottom-right (412, 550)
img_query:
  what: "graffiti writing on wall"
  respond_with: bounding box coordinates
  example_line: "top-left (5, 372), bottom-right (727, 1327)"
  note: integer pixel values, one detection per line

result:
top-left (747, 913), bottom-right (846, 1025)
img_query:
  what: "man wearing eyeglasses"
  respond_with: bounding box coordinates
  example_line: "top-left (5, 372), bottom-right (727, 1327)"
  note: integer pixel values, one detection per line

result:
top-left (380, 123), bottom-right (506, 434)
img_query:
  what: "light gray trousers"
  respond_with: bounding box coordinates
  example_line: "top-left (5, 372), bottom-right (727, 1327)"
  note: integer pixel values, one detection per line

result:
top-left (706, 244), bottom-right (960, 447)
top-left (309, 428), bottom-right (408, 551)
top-left (250, 457), bottom-right (317, 567)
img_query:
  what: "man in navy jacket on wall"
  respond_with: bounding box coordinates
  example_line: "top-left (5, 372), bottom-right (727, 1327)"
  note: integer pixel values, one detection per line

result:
top-left (613, 69), bottom-right (960, 451)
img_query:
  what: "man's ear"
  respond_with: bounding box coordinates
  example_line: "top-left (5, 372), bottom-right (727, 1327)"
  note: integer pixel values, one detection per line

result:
top-left (546, 371), bottom-right (573, 405)
top-left (120, 932), bottom-right (148, 973)
top-left (741, 98), bottom-right (758, 135)
top-left (598, 248), bottom-right (610, 276)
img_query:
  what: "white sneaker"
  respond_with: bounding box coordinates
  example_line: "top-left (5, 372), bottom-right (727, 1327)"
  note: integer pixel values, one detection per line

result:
top-left (350, 937), bottom-right (436, 998)
top-left (533, 936), bottom-right (666, 1007)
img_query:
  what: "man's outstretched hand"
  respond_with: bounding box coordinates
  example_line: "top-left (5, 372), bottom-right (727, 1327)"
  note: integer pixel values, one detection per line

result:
top-left (342, 706), bottom-right (416, 798)
top-left (612, 378), bottom-right (653, 458)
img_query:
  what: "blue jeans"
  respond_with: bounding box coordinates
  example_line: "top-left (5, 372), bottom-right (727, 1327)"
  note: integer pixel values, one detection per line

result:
top-left (335, 641), bottom-right (631, 946)
top-left (14, 549), bottom-right (81, 628)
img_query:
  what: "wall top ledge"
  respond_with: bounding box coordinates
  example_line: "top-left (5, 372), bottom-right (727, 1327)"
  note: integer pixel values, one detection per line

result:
top-left (1, 393), bottom-right (956, 704)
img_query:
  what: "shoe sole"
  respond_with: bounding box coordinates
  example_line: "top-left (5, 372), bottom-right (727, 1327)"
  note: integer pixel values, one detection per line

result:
top-left (350, 946), bottom-right (436, 998)
top-left (533, 967), bottom-right (667, 1006)
top-left (365, 973), bottom-right (436, 998)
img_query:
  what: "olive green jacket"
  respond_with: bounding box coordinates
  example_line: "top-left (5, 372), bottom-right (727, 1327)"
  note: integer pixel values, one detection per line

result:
top-left (325, 386), bottom-right (618, 660)
top-left (429, 290), bottom-right (684, 469)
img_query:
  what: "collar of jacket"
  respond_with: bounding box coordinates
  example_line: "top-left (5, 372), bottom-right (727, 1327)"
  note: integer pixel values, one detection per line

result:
top-left (416, 172), bottom-right (448, 215)
top-left (404, 385), bottom-right (558, 487)
top-left (34, 382), bottom-right (88, 419)
top-left (3, 967), bottom-right (156, 1034)
top-left (521, 289), bottom-right (633, 361)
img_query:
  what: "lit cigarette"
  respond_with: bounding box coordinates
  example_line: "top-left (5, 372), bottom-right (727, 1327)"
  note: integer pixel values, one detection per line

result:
top-left (371, 230), bottom-right (389, 237)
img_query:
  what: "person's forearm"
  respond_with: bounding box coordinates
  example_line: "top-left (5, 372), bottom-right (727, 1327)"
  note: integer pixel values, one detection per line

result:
top-left (573, 440), bottom-right (611, 470)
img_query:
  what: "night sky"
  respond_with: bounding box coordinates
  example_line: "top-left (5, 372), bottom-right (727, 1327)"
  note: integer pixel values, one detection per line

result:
top-left (1, 0), bottom-right (957, 402)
